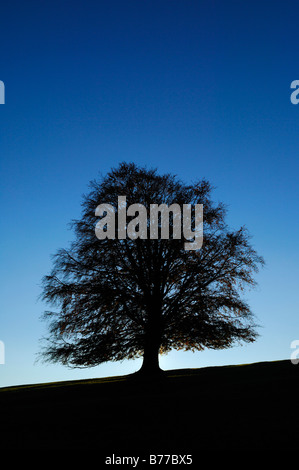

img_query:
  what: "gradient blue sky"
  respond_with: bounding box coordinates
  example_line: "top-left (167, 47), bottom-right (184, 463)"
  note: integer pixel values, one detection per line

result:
top-left (1, 0), bottom-right (299, 387)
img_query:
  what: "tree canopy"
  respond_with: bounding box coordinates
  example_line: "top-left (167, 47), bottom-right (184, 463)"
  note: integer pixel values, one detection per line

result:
top-left (39, 162), bottom-right (264, 375)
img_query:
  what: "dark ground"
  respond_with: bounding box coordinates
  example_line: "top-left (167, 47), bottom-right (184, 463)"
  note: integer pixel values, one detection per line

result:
top-left (0, 359), bottom-right (298, 454)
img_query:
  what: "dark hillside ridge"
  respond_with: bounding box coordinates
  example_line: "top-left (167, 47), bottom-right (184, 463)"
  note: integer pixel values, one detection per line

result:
top-left (0, 360), bottom-right (298, 450)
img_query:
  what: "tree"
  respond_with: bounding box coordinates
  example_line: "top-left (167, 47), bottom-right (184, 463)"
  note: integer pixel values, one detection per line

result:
top-left (39, 162), bottom-right (264, 376)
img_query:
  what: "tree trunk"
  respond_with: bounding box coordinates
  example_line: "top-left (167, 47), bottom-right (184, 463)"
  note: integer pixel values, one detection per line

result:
top-left (139, 337), bottom-right (162, 376)
top-left (138, 298), bottom-right (164, 377)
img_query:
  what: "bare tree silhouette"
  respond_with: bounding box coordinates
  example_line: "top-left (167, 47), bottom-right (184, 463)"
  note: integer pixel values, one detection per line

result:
top-left (40, 162), bottom-right (264, 376)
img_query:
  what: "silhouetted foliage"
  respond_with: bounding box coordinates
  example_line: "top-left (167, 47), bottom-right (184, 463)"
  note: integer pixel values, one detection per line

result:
top-left (40, 162), bottom-right (264, 375)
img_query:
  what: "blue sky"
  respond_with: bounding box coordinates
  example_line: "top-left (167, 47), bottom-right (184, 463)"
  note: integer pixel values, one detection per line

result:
top-left (1, 0), bottom-right (299, 387)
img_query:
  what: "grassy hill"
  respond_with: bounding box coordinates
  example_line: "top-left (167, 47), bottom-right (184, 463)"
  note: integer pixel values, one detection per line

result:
top-left (0, 359), bottom-right (298, 451)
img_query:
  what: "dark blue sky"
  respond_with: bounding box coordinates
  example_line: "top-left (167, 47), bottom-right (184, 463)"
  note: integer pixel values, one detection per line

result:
top-left (1, 0), bottom-right (299, 386)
